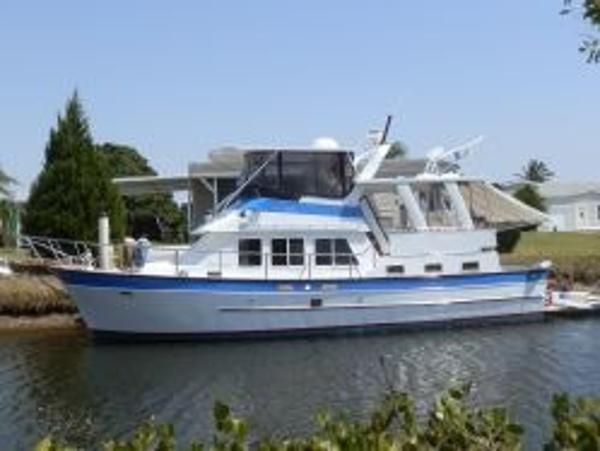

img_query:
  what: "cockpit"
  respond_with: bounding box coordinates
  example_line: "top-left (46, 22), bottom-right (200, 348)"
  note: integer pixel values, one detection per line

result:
top-left (240, 149), bottom-right (355, 200)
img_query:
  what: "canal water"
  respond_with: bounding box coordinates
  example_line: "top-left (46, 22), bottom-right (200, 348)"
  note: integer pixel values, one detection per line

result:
top-left (0, 317), bottom-right (599, 449)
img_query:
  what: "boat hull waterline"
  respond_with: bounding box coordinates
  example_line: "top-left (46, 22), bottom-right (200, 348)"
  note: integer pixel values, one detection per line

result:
top-left (58, 267), bottom-right (548, 338)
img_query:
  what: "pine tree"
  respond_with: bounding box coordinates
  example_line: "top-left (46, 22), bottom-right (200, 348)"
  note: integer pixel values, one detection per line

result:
top-left (24, 92), bottom-right (124, 242)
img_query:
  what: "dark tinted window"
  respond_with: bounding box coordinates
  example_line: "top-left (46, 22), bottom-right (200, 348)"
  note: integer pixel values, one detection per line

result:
top-left (271, 238), bottom-right (304, 266)
top-left (242, 151), bottom-right (354, 199)
top-left (425, 263), bottom-right (442, 273)
top-left (271, 239), bottom-right (287, 266)
top-left (316, 239), bottom-right (356, 266)
top-left (334, 239), bottom-right (357, 265)
top-left (289, 239), bottom-right (304, 266)
top-left (238, 239), bottom-right (262, 266)
top-left (462, 261), bottom-right (480, 272)
top-left (315, 239), bottom-right (333, 266)
top-left (387, 265), bottom-right (405, 274)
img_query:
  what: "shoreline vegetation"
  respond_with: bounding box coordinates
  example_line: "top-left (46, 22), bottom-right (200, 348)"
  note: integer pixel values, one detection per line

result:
top-left (35, 384), bottom-right (600, 450)
top-left (0, 264), bottom-right (80, 331)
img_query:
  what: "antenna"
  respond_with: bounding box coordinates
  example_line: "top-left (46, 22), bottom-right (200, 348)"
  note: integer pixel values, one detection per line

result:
top-left (379, 115), bottom-right (393, 145)
top-left (424, 135), bottom-right (484, 175)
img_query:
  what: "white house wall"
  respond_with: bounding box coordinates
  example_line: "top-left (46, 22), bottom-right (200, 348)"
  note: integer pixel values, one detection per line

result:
top-left (545, 193), bottom-right (600, 231)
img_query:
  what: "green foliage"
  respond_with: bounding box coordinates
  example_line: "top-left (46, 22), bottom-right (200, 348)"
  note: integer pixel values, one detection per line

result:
top-left (0, 166), bottom-right (16, 197)
top-left (545, 393), bottom-right (600, 450)
top-left (562, 0), bottom-right (600, 62)
top-left (23, 92), bottom-right (125, 242)
top-left (513, 185), bottom-right (546, 212)
top-left (0, 199), bottom-right (20, 247)
top-left (516, 159), bottom-right (555, 183)
top-left (496, 229), bottom-right (523, 254)
top-left (34, 385), bottom-right (530, 450)
top-left (98, 143), bottom-right (185, 242)
top-left (386, 141), bottom-right (409, 159)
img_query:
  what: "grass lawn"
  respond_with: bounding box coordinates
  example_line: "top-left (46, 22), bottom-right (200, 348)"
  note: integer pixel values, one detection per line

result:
top-left (502, 231), bottom-right (600, 285)
top-left (508, 232), bottom-right (600, 258)
top-left (0, 247), bottom-right (28, 261)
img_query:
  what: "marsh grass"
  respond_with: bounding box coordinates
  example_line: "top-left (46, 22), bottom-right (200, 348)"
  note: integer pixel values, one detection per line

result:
top-left (0, 274), bottom-right (75, 316)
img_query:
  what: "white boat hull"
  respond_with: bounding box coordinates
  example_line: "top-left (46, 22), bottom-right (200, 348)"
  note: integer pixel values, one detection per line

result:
top-left (58, 267), bottom-right (549, 339)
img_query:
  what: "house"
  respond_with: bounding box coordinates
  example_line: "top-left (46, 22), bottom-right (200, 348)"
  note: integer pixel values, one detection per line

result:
top-left (537, 182), bottom-right (600, 231)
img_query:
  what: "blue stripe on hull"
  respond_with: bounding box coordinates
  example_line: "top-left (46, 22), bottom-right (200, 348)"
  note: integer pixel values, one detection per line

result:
top-left (56, 267), bottom-right (548, 293)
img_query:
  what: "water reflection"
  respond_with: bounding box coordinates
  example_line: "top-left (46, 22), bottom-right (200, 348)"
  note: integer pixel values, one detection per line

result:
top-left (0, 317), bottom-right (599, 449)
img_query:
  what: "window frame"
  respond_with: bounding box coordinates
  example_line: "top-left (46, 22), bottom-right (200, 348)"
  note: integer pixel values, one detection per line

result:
top-left (462, 261), bottom-right (480, 272)
top-left (271, 238), bottom-right (305, 267)
top-left (238, 238), bottom-right (262, 267)
top-left (424, 263), bottom-right (443, 273)
top-left (315, 238), bottom-right (357, 266)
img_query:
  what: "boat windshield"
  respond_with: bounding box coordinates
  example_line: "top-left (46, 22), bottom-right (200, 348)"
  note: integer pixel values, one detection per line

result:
top-left (241, 151), bottom-right (355, 199)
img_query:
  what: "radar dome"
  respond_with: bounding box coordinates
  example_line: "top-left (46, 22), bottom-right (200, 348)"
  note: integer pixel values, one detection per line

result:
top-left (312, 137), bottom-right (340, 150)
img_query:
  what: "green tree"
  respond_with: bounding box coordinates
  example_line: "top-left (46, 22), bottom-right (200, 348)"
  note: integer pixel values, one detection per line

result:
top-left (514, 184), bottom-right (546, 212)
top-left (98, 143), bottom-right (185, 242)
top-left (24, 92), bottom-right (124, 242)
top-left (562, 0), bottom-right (600, 62)
top-left (386, 140), bottom-right (409, 159)
top-left (516, 159), bottom-right (555, 183)
top-left (0, 166), bottom-right (15, 198)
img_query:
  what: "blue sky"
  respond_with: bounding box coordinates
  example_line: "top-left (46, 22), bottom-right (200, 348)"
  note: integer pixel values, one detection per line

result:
top-left (0, 1), bottom-right (597, 199)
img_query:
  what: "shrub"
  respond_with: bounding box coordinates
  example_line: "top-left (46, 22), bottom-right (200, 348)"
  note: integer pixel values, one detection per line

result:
top-left (35, 385), bottom-right (527, 450)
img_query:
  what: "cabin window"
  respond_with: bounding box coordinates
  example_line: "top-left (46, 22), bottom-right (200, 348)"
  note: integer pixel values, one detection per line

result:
top-left (425, 263), bottom-right (443, 273)
top-left (334, 239), bottom-right (357, 265)
top-left (271, 238), bottom-right (304, 266)
top-left (289, 239), bottom-right (304, 265)
top-left (241, 151), bottom-right (355, 200)
top-left (315, 239), bottom-right (333, 266)
top-left (271, 239), bottom-right (287, 266)
top-left (238, 239), bottom-right (262, 266)
top-left (315, 239), bottom-right (357, 266)
top-left (387, 265), bottom-right (405, 274)
top-left (462, 261), bottom-right (480, 272)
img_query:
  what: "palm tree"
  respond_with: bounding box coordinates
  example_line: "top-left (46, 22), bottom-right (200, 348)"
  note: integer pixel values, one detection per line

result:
top-left (515, 159), bottom-right (555, 183)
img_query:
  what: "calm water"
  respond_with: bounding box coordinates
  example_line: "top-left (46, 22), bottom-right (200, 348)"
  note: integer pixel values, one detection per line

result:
top-left (1, 317), bottom-right (600, 449)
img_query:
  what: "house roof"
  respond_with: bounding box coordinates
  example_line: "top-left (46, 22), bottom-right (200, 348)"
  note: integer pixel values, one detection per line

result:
top-left (537, 182), bottom-right (600, 199)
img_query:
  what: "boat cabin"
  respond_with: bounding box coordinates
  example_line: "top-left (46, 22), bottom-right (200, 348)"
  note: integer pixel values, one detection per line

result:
top-left (139, 143), bottom-right (546, 281)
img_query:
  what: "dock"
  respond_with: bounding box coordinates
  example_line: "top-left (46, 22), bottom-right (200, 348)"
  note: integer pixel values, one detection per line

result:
top-left (545, 291), bottom-right (600, 318)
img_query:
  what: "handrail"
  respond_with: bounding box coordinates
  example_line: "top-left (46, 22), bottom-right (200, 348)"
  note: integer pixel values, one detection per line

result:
top-left (215, 150), bottom-right (279, 213)
top-left (19, 235), bottom-right (99, 267)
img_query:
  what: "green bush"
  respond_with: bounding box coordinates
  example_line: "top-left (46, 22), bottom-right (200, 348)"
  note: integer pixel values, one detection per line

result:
top-left (33, 386), bottom-right (600, 450)
top-left (31, 385), bottom-right (529, 451)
